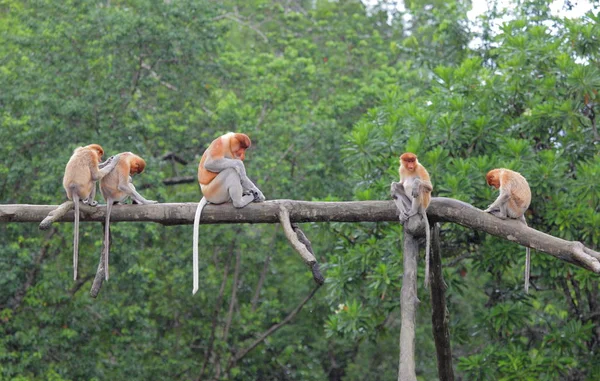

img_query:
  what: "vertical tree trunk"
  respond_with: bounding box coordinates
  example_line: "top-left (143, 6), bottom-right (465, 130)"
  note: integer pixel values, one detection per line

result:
top-left (398, 233), bottom-right (419, 381)
top-left (430, 224), bottom-right (454, 381)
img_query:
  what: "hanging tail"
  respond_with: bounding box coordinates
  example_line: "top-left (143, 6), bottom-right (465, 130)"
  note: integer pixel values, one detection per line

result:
top-left (524, 247), bottom-right (531, 293)
top-left (193, 197), bottom-right (208, 295)
top-left (104, 201), bottom-right (113, 281)
top-left (72, 194), bottom-right (80, 280)
top-left (424, 215), bottom-right (431, 288)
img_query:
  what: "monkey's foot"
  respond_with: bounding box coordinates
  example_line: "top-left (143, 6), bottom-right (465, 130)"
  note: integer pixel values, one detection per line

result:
top-left (83, 199), bottom-right (98, 207)
top-left (310, 261), bottom-right (325, 285)
top-left (487, 209), bottom-right (507, 219)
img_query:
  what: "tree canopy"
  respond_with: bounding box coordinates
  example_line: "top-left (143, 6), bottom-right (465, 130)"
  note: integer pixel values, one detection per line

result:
top-left (1, 0), bottom-right (599, 380)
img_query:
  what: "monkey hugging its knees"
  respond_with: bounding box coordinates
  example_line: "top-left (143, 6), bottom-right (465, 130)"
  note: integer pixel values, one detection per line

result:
top-left (390, 152), bottom-right (433, 288)
top-left (484, 168), bottom-right (532, 293)
top-left (192, 132), bottom-right (265, 295)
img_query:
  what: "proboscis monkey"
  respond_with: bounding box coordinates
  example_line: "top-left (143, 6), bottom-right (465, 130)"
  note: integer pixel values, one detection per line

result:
top-left (484, 168), bottom-right (532, 293)
top-left (193, 132), bottom-right (265, 294)
top-left (393, 152), bottom-right (433, 287)
top-left (100, 152), bottom-right (157, 280)
top-left (63, 144), bottom-right (120, 280)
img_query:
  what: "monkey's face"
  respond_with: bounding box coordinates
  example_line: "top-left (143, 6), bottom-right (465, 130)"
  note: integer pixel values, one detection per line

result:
top-left (234, 148), bottom-right (246, 161)
top-left (130, 158), bottom-right (146, 175)
top-left (401, 158), bottom-right (416, 171)
top-left (486, 171), bottom-right (500, 189)
top-left (230, 139), bottom-right (247, 160)
top-left (93, 147), bottom-right (104, 160)
top-left (399, 152), bottom-right (418, 171)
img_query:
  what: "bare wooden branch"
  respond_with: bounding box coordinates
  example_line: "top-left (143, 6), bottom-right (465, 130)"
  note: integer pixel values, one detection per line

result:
top-left (278, 205), bottom-right (324, 285)
top-left (90, 222), bottom-right (110, 298)
top-left (2, 198), bottom-right (599, 274)
top-left (161, 152), bottom-right (189, 166)
top-left (429, 224), bottom-right (454, 381)
top-left (39, 201), bottom-right (74, 230)
top-left (398, 232), bottom-right (419, 381)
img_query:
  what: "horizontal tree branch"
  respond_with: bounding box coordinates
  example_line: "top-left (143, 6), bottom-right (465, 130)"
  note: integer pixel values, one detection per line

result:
top-left (1, 198), bottom-right (599, 273)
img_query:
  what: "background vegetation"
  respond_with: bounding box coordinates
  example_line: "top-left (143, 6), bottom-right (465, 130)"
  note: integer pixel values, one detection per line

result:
top-left (1, 0), bottom-right (599, 379)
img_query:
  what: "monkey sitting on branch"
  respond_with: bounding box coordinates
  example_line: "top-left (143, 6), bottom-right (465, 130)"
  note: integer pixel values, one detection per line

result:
top-left (484, 168), bottom-right (533, 293)
top-left (62, 144), bottom-right (121, 280)
top-left (193, 132), bottom-right (265, 295)
top-left (99, 152), bottom-right (157, 281)
top-left (390, 152), bottom-right (434, 287)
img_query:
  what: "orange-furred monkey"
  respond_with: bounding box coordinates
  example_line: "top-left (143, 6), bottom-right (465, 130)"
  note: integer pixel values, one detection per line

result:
top-left (484, 168), bottom-right (532, 293)
top-left (193, 132), bottom-right (265, 294)
top-left (100, 152), bottom-right (157, 280)
top-left (63, 144), bottom-right (120, 280)
top-left (392, 152), bottom-right (434, 287)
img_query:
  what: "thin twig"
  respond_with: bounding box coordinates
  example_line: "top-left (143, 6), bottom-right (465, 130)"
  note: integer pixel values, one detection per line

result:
top-left (228, 285), bottom-right (322, 369)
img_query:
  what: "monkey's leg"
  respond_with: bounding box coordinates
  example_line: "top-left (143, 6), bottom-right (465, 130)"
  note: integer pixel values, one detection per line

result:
top-left (391, 182), bottom-right (412, 222)
top-left (121, 182), bottom-right (157, 205)
top-left (484, 191), bottom-right (510, 215)
top-left (83, 183), bottom-right (98, 206)
top-left (227, 174), bottom-right (255, 208)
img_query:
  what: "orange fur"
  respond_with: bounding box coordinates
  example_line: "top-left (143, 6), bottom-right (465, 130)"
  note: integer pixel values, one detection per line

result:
top-left (100, 152), bottom-right (146, 201)
top-left (62, 143), bottom-right (108, 280)
top-left (198, 132), bottom-right (251, 186)
top-left (63, 144), bottom-right (104, 200)
top-left (486, 168), bottom-right (531, 218)
top-left (399, 152), bottom-right (432, 208)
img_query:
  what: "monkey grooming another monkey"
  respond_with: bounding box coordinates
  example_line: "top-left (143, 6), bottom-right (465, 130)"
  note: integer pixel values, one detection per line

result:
top-left (100, 152), bottom-right (157, 280)
top-left (63, 144), bottom-right (120, 280)
top-left (193, 132), bottom-right (265, 295)
top-left (484, 168), bottom-right (532, 293)
top-left (391, 152), bottom-right (434, 287)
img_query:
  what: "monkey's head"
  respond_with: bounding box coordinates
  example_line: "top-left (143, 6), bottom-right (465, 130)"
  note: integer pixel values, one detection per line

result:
top-left (400, 152), bottom-right (418, 172)
top-left (231, 133), bottom-right (251, 161)
top-left (486, 169), bottom-right (501, 189)
top-left (130, 155), bottom-right (146, 175)
top-left (86, 144), bottom-right (104, 160)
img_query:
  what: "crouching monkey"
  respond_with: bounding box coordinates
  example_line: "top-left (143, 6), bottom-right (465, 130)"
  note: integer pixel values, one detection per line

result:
top-left (193, 132), bottom-right (265, 294)
top-left (484, 168), bottom-right (532, 292)
top-left (391, 152), bottom-right (433, 287)
top-left (63, 144), bottom-right (120, 280)
top-left (100, 152), bottom-right (157, 280)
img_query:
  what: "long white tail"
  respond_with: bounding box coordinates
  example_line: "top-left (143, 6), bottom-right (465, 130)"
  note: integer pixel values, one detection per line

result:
top-left (193, 197), bottom-right (208, 295)
top-left (424, 216), bottom-right (431, 288)
top-left (104, 201), bottom-right (113, 281)
top-left (73, 194), bottom-right (80, 281)
top-left (524, 247), bottom-right (531, 293)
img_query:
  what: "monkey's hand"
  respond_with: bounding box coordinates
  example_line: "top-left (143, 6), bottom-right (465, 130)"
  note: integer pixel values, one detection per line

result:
top-left (251, 188), bottom-right (266, 202)
top-left (399, 212), bottom-right (410, 224)
top-left (99, 154), bottom-right (120, 169)
top-left (412, 185), bottom-right (421, 199)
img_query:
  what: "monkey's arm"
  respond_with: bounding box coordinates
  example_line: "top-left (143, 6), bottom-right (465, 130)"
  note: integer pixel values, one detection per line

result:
top-left (205, 156), bottom-right (265, 202)
top-left (411, 178), bottom-right (433, 198)
top-left (391, 182), bottom-right (412, 222)
top-left (98, 156), bottom-right (116, 170)
top-left (91, 154), bottom-right (122, 181)
top-left (483, 189), bottom-right (511, 215)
